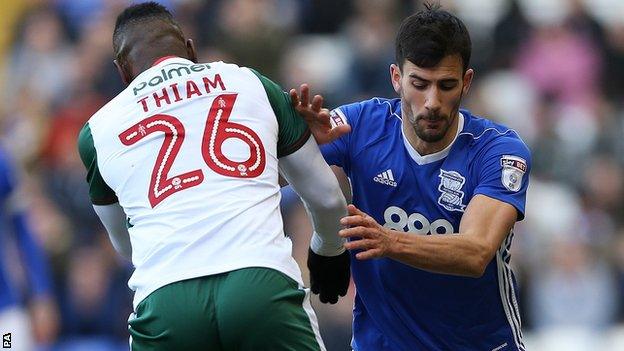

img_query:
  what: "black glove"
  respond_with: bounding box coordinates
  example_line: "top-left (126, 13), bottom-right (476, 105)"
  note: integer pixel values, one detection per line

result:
top-left (307, 248), bottom-right (351, 304)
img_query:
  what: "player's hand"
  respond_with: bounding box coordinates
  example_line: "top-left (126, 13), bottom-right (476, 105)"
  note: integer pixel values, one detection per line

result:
top-left (290, 84), bottom-right (351, 145)
top-left (307, 248), bottom-right (350, 304)
top-left (29, 296), bottom-right (59, 345)
top-left (340, 204), bottom-right (400, 260)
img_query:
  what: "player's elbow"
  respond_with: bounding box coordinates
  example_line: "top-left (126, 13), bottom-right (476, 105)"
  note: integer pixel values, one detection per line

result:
top-left (111, 240), bottom-right (132, 261)
top-left (306, 186), bottom-right (347, 214)
top-left (321, 187), bottom-right (347, 212)
top-left (119, 246), bottom-right (132, 261)
top-left (465, 245), bottom-right (494, 278)
top-left (465, 260), bottom-right (487, 278)
top-left (106, 229), bottom-right (132, 261)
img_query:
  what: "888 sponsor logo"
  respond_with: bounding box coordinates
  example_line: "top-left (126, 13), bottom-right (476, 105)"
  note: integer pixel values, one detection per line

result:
top-left (383, 206), bottom-right (454, 234)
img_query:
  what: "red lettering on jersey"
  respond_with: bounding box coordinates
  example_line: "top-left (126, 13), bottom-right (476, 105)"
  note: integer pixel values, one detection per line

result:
top-left (120, 93), bottom-right (266, 207)
top-left (119, 114), bottom-right (204, 207)
top-left (186, 80), bottom-right (202, 99)
top-left (202, 93), bottom-right (266, 178)
top-left (137, 96), bottom-right (149, 112)
top-left (203, 74), bottom-right (226, 93)
top-left (153, 88), bottom-right (171, 108)
top-left (170, 83), bottom-right (183, 102)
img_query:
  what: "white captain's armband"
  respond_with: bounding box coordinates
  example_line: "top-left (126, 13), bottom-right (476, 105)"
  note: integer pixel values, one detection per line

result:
top-left (329, 108), bottom-right (348, 128)
top-left (500, 155), bottom-right (527, 192)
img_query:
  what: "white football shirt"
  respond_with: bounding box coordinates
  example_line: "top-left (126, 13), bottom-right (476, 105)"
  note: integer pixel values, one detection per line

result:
top-left (78, 57), bottom-right (311, 307)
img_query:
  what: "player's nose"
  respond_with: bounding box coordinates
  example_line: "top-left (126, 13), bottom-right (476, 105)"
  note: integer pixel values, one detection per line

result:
top-left (424, 88), bottom-right (442, 113)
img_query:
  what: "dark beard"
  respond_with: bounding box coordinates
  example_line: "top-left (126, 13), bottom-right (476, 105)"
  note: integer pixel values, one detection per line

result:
top-left (414, 110), bottom-right (448, 142)
top-left (403, 95), bottom-right (462, 144)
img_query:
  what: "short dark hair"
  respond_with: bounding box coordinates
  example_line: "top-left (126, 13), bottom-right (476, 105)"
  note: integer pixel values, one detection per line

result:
top-left (112, 2), bottom-right (182, 58)
top-left (395, 3), bottom-right (471, 72)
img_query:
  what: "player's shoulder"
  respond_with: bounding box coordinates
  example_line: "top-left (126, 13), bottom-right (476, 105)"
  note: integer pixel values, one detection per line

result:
top-left (83, 92), bottom-right (126, 131)
top-left (333, 97), bottom-right (400, 129)
top-left (459, 109), bottom-right (530, 157)
top-left (210, 60), bottom-right (262, 81)
top-left (209, 60), bottom-right (248, 74)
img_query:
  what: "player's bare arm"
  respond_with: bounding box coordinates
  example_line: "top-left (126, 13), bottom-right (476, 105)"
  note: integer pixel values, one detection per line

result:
top-left (340, 194), bottom-right (517, 278)
top-left (290, 84), bottom-right (351, 145)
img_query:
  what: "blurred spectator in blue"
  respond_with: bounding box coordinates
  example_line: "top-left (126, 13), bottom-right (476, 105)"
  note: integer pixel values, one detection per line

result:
top-left (55, 0), bottom-right (177, 42)
top-left (55, 243), bottom-right (132, 350)
top-left (340, 0), bottom-right (398, 100)
top-left (0, 145), bottom-right (59, 349)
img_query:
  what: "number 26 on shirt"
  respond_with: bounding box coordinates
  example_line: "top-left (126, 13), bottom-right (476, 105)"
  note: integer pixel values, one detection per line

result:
top-left (118, 93), bottom-right (266, 207)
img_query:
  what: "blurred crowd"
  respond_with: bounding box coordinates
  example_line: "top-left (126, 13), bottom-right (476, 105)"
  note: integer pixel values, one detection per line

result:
top-left (1, 0), bottom-right (624, 350)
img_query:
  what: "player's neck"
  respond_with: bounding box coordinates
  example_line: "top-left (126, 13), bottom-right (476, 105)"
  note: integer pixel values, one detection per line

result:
top-left (131, 54), bottom-right (187, 77)
top-left (128, 46), bottom-right (191, 80)
top-left (402, 112), bottom-right (460, 156)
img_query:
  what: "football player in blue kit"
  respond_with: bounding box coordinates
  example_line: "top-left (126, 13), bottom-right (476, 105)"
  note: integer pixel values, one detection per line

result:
top-left (292, 4), bottom-right (531, 351)
top-left (0, 146), bottom-right (57, 348)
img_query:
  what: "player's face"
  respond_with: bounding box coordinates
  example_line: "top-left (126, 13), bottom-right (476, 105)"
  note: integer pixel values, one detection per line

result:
top-left (391, 55), bottom-right (473, 143)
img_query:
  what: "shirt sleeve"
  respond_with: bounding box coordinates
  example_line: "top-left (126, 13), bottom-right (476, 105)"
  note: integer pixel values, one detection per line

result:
top-left (319, 102), bottom-right (362, 173)
top-left (472, 136), bottom-right (531, 221)
top-left (248, 68), bottom-right (311, 158)
top-left (77, 122), bottom-right (118, 205)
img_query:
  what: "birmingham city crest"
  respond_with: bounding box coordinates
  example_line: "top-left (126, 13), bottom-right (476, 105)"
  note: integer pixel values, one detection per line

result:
top-left (438, 169), bottom-right (466, 212)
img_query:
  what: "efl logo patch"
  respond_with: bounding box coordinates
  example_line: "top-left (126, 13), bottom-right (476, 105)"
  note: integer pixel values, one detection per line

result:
top-left (438, 169), bottom-right (466, 212)
top-left (329, 109), bottom-right (347, 128)
top-left (500, 155), bottom-right (527, 192)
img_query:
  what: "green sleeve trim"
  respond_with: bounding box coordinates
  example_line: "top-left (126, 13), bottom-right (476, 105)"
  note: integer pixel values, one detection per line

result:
top-left (77, 123), bottom-right (118, 205)
top-left (249, 68), bottom-right (311, 157)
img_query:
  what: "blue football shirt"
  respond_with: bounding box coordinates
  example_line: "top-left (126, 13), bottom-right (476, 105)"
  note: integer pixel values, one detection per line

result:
top-left (321, 98), bottom-right (530, 351)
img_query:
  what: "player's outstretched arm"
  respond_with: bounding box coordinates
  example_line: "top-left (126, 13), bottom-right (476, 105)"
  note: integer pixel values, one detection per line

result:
top-left (290, 84), bottom-right (351, 145)
top-left (93, 203), bottom-right (132, 260)
top-left (11, 209), bottom-right (60, 344)
top-left (279, 135), bottom-right (350, 303)
top-left (340, 195), bottom-right (517, 278)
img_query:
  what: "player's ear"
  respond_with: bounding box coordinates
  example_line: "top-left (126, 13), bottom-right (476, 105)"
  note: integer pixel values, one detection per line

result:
top-left (390, 64), bottom-right (402, 94)
top-left (186, 39), bottom-right (198, 63)
top-left (461, 68), bottom-right (474, 96)
top-left (113, 59), bottom-right (131, 86)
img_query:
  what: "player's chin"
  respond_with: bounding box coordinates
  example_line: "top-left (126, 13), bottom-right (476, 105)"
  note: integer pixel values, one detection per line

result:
top-left (415, 121), bottom-right (447, 141)
top-left (418, 128), bottom-right (446, 143)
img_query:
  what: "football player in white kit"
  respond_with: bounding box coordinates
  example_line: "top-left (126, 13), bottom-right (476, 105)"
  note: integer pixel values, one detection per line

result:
top-left (77, 3), bottom-right (350, 350)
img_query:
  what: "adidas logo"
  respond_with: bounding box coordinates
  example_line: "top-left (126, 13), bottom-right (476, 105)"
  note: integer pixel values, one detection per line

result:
top-left (373, 169), bottom-right (397, 187)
